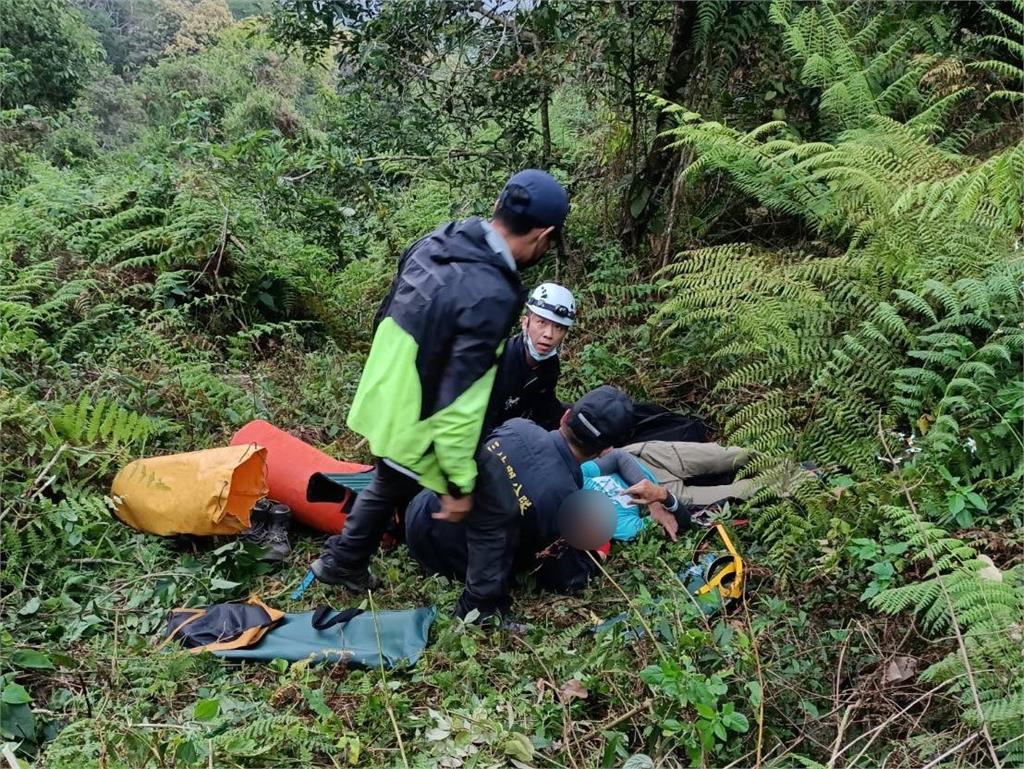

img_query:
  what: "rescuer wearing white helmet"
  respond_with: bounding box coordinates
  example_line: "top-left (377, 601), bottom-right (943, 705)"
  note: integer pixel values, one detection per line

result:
top-left (485, 282), bottom-right (577, 431)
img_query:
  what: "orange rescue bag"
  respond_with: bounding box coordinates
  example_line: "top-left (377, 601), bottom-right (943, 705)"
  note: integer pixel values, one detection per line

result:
top-left (230, 420), bottom-right (372, 533)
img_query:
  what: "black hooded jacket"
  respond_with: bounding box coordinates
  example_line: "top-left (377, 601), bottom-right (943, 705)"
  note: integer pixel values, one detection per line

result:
top-left (485, 332), bottom-right (566, 432)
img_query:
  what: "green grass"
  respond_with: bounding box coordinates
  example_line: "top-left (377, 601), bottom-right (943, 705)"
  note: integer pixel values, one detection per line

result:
top-left (0, 246), bottom-right (1010, 767)
top-left (0, 404), bottom-right (918, 769)
top-left (8, 522), bottom-right (747, 768)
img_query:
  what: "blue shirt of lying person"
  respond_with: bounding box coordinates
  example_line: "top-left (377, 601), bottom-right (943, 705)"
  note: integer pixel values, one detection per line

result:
top-left (581, 455), bottom-right (660, 541)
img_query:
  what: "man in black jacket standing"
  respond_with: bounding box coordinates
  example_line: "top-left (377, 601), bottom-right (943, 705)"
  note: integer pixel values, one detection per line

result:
top-left (311, 170), bottom-right (570, 593)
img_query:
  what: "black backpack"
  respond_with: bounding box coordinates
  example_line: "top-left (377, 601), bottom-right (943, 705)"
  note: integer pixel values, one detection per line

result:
top-left (627, 402), bottom-right (713, 444)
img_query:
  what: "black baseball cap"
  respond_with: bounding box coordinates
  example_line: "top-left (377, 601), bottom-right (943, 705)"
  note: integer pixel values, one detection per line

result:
top-left (497, 169), bottom-right (570, 231)
top-left (568, 386), bottom-right (634, 451)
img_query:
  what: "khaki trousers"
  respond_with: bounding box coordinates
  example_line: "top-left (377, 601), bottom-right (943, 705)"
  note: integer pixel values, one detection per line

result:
top-left (623, 441), bottom-right (756, 507)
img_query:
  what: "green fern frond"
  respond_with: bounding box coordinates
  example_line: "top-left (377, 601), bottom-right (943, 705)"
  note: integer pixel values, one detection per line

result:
top-left (50, 394), bottom-right (169, 449)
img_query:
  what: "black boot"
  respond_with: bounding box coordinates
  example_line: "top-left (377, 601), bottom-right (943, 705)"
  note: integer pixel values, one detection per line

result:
top-left (242, 499), bottom-right (292, 562)
top-left (310, 552), bottom-right (381, 594)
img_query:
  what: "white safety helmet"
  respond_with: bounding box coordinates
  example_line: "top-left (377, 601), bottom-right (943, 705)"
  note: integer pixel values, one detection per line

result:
top-left (526, 283), bottom-right (576, 327)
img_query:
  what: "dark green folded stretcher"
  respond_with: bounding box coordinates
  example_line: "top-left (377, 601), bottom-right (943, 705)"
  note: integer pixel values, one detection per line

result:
top-left (164, 598), bottom-right (436, 669)
top-left (216, 607), bottom-right (436, 667)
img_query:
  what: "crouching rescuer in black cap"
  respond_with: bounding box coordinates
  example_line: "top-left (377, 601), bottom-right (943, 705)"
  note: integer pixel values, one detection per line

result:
top-left (404, 385), bottom-right (635, 623)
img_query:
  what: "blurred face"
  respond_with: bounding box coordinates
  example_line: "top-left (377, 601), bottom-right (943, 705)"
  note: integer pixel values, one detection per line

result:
top-left (559, 490), bottom-right (616, 551)
top-left (562, 513), bottom-right (605, 551)
top-left (523, 312), bottom-right (569, 357)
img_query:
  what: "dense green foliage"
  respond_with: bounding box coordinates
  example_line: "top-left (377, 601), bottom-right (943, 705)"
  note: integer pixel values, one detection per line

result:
top-left (0, 0), bottom-right (103, 110)
top-left (1, 1), bottom-right (1021, 767)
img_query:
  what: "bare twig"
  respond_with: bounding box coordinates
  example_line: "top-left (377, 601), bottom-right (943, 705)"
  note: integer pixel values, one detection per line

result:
top-left (826, 623), bottom-right (856, 769)
top-left (25, 442), bottom-right (68, 501)
top-left (469, 1), bottom-right (508, 28)
top-left (576, 698), bottom-right (653, 744)
top-left (742, 591), bottom-right (767, 768)
top-left (833, 622), bottom-right (851, 709)
top-left (660, 155), bottom-right (691, 268)
top-left (830, 675), bottom-right (964, 764)
top-left (469, 1), bottom-right (540, 50)
top-left (827, 704), bottom-right (858, 769)
top-left (279, 167), bottom-right (320, 183)
top-left (921, 732), bottom-right (980, 769)
top-left (366, 591), bottom-right (409, 769)
top-left (763, 733), bottom-right (808, 767)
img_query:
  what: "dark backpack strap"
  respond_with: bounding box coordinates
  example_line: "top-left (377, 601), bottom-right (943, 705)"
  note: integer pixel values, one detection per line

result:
top-left (311, 606), bottom-right (364, 630)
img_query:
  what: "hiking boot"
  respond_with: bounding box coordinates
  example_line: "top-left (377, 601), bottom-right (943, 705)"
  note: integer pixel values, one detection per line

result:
top-left (310, 554), bottom-right (380, 594)
top-left (242, 500), bottom-right (292, 562)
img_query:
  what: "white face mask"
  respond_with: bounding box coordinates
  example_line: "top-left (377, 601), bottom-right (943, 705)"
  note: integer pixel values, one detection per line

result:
top-left (525, 331), bottom-right (559, 361)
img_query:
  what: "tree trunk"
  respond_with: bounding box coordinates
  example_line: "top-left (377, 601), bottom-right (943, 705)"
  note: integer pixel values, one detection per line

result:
top-left (623, 0), bottom-right (700, 255)
top-left (539, 87), bottom-right (552, 167)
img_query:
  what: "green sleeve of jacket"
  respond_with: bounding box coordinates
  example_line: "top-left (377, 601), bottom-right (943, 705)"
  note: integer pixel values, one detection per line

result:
top-left (429, 339), bottom-right (506, 496)
top-left (426, 288), bottom-right (518, 496)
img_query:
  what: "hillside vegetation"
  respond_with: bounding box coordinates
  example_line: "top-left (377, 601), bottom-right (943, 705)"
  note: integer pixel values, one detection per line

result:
top-left (1, 1), bottom-right (1022, 767)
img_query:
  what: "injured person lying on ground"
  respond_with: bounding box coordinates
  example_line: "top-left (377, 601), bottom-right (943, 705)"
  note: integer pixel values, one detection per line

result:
top-left (588, 440), bottom-right (757, 543)
top-left (594, 440), bottom-right (820, 542)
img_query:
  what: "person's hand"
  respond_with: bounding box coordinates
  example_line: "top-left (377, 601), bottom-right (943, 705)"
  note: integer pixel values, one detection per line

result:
top-left (624, 479), bottom-right (668, 506)
top-left (649, 501), bottom-right (679, 542)
top-left (432, 494), bottom-right (472, 523)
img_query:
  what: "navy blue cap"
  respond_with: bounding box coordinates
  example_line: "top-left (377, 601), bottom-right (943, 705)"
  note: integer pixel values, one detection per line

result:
top-left (568, 385), bottom-right (634, 451)
top-left (497, 169), bottom-right (570, 231)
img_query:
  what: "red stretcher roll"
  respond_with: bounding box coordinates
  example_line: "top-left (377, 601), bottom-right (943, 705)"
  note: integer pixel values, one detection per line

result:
top-left (230, 420), bottom-right (372, 533)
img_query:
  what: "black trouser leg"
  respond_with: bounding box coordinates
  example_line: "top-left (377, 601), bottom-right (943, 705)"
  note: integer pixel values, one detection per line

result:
top-left (456, 449), bottom-right (521, 620)
top-left (320, 460), bottom-right (421, 573)
top-left (405, 490), bottom-right (468, 581)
